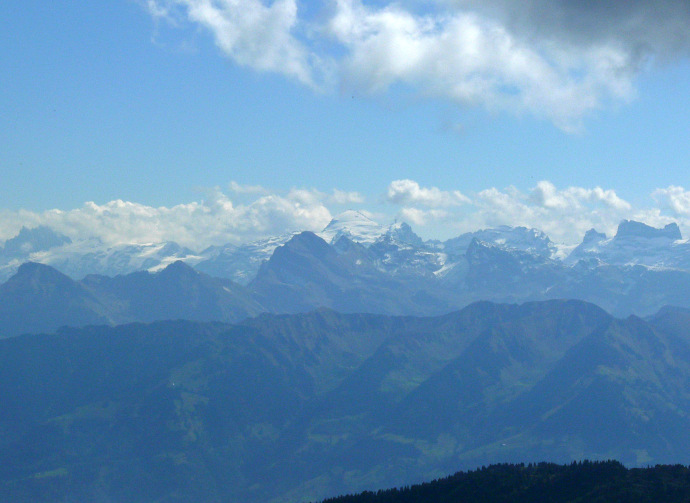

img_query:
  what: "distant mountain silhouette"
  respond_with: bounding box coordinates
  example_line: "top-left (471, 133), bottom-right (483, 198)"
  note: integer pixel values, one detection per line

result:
top-left (0, 261), bottom-right (263, 337)
top-left (0, 262), bottom-right (110, 337)
top-left (0, 226), bottom-right (71, 257)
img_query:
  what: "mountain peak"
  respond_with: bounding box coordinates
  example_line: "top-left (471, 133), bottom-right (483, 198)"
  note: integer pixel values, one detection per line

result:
top-left (4, 261), bottom-right (79, 294)
top-left (386, 221), bottom-right (424, 247)
top-left (318, 210), bottom-right (386, 246)
top-left (583, 228), bottom-right (607, 243)
top-left (330, 209), bottom-right (375, 223)
top-left (158, 260), bottom-right (199, 278)
top-left (16, 260), bottom-right (59, 275)
top-left (614, 220), bottom-right (682, 240)
top-left (445, 225), bottom-right (554, 257)
top-left (284, 231), bottom-right (331, 253)
top-left (1, 226), bottom-right (71, 257)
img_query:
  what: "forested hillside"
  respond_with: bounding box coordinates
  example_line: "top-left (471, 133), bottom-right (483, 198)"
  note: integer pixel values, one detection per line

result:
top-left (320, 461), bottom-right (690, 503)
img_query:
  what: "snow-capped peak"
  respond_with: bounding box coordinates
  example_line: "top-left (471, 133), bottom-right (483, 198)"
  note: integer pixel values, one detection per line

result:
top-left (318, 210), bottom-right (387, 246)
top-left (385, 221), bottom-right (424, 247)
top-left (565, 220), bottom-right (690, 269)
top-left (443, 225), bottom-right (555, 257)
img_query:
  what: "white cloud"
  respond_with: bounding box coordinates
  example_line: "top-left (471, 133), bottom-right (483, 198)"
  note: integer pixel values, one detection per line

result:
top-left (140, 0), bottom-right (678, 129)
top-left (146, 0), bottom-right (324, 87)
top-left (229, 181), bottom-right (269, 194)
top-left (451, 0), bottom-right (690, 64)
top-left (469, 183), bottom-right (636, 243)
top-left (146, 0), bottom-right (174, 22)
top-left (652, 186), bottom-right (690, 216)
top-left (379, 178), bottom-right (638, 242)
top-left (387, 179), bottom-right (469, 207)
top-left (383, 179), bottom-right (644, 243)
top-left (529, 181), bottom-right (631, 211)
top-left (0, 188), bottom-right (333, 251)
top-left (329, 189), bottom-right (365, 204)
top-left (398, 207), bottom-right (449, 226)
top-left (3, 182), bottom-right (690, 250)
top-left (328, 0), bottom-right (637, 130)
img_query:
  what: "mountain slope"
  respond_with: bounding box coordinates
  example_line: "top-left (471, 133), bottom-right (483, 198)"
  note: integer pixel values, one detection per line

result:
top-left (0, 262), bottom-right (111, 337)
top-left (81, 260), bottom-right (265, 324)
top-left (0, 261), bottom-right (264, 337)
top-left (250, 232), bottom-right (459, 316)
top-left (2, 302), bottom-right (687, 502)
top-left (195, 233), bottom-right (297, 284)
top-left (0, 226), bottom-right (71, 258)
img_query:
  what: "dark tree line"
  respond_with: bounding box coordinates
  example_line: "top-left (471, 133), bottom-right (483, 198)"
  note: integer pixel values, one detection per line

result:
top-left (319, 461), bottom-right (690, 503)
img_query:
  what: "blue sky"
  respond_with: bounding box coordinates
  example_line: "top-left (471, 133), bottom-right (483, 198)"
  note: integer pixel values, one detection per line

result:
top-left (2, 0), bottom-right (690, 248)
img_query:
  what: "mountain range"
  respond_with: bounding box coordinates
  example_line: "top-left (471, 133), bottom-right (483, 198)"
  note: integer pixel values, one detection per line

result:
top-left (0, 261), bottom-right (264, 338)
top-left (4, 211), bottom-right (689, 285)
top-left (2, 301), bottom-right (690, 502)
top-left (4, 213), bottom-right (690, 501)
top-left (3, 212), bottom-right (690, 338)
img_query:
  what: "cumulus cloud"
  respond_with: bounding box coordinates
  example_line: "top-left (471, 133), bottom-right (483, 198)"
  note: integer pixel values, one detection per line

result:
top-left (381, 179), bottom-right (658, 242)
top-left (387, 179), bottom-right (470, 207)
top-left (652, 186), bottom-right (690, 216)
top-left (468, 182), bottom-right (637, 243)
top-left (382, 179), bottom-right (650, 243)
top-left (146, 0), bottom-right (325, 87)
top-left (4, 182), bottom-right (690, 250)
top-left (529, 181), bottom-right (631, 211)
top-left (143, 0), bottom-right (690, 128)
top-left (328, 0), bottom-right (637, 130)
top-left (0, 188), bottom-right (334, 250)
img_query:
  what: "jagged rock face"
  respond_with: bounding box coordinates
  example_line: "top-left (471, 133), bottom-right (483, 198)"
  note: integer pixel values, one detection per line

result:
top-left (249, 231), bottom-right (459, 316)
top-left (583, 228), bottom-right (607, 243)
top-left (0, 226), bottom-right (72, 257)
top-left (615, 220), bottom-right (681, 240)
top-left (444, 225), bottom-right (556, 258)
top-left (385, 221), bottom-right (424, 247)
top-left (2, 218), bottom-right (689, 285)
top-left (567, 220), bottom-right (690, 270)
top-left (195, 233), bottom-right (297, 285)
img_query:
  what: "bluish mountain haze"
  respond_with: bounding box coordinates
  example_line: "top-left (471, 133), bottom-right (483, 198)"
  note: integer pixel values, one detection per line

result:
top-left (1, 301), bottom-right (690, 502)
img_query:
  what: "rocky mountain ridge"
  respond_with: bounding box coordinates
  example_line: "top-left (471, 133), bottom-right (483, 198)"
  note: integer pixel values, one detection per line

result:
top-left (3, 217), bottom-right (690, 336)
top-left (6, 215), bottom-right (688, 284)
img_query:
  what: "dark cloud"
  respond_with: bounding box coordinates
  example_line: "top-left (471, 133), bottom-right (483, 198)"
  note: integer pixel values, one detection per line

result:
top-left (454, 0), bottom-right (690, 64)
